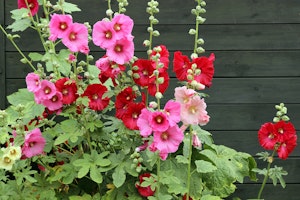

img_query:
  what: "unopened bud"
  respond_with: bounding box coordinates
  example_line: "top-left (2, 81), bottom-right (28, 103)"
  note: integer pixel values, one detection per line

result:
top-left (187, 74), bottom-right (193, 81)
top-left (152, 30), bottom-right (160, 36)
top-left (106, 9), bottom-right (113, 16)
top-left (281, 115), bottom-right (290, 121)
top-left (143, 40), bottom-right (151, 47)
top-left (155, 92), bottom-right (163, 99)
top-left (133, 73), bottom-right (140, 79)
top-left (189, 29), bottom-right (196, 35)
top-left (273, 117), bottom-right (280, 123)
top-left (157, 77), bottom-right (164, 84)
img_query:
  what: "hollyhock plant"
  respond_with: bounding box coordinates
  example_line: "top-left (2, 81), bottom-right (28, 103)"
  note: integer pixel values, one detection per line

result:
top-left (0, 1), bottom-right (296, 200)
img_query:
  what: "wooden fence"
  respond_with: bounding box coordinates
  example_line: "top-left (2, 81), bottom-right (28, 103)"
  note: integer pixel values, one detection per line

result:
top-left (1, 0), bottom-right (300, 199)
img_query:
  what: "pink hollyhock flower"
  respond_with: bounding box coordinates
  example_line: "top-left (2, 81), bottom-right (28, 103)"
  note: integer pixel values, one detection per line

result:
top-left (55, 78), bottom-right (78, 105)
top-left (192, 133), bottom-right (202, 148)
top-left (174, 86), bottom-right (196, 104)
top-left (277, 134), bottom-right (297, 160)
top-left (111, 14), bottom-right (134, 39)
top-left (137, 108), bottom-right (153, 137)
top-left (25, 72), bottom-right (41, 92)
top-left (258, 122), bottom-right (277, 150)
top-left (122, 102), bottom-right (145, 130)
top-left (62, 23), bottom-right (89, 54)
top-left (48, 14), bottom-right (73, 41)
top-left (180, 95), bottom-right (209, 125)
top-left (149, 111), bottom-right (170, 132)
top-left (34, 80), bottom-right (56, 103)
top-left (22, 128), bottom-right (46, 158)
top-left (164, 100), bottom-right (181, 126)
top-left (132, 59), bottom-right (155, 87)
top-left (152, 125), bottom-right (184, 160)
top-left (106, 36), bottom-right (134, 65)
top-left (192, 53), bottom-right (215, 87)
top-left (135, 173), bottom-right (156, 197)
top-left (82, 84), bottom-right (110, 111)
top-left (18, 0), bottom-right (39, 16)
top-left (92, 20), bottom-right (117, 49)
top-left (41, 91), bottom-right (63, 111)
top-left (173, 51), bottom-right (191, 81)
top-left (147, 71), bottom-right (170, 96)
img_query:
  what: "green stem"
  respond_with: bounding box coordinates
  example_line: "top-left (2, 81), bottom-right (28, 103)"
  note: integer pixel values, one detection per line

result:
top-left (193, 0), bottom-right (201, 54)
top-left (186, 128), bottom-right (193, 199)
top-left (0, 25), bottom-right (36, 71)
top-left (107, 0), bottom-right (113, 20)
top-left (156, 156), bottom-right (161, 195)
top-left (257, 150), bottom-right (276, 199)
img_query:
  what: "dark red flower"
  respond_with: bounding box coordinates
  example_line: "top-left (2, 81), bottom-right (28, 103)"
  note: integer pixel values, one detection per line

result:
top-left (115, 87), bottom-right (137, 119)
top-left (192, 53), bottom-right (215, 87)
top-left (173, 51), bottom-right (191, 81)
top-left (258, 122), bottom-right (278, 150)
top-left (135, 173), bottom-right (155, 197)
top-left (82, 84), bottom-right (110, 111)
top-left (132, 59), bottom-right (155, 87)
top-left (182, 194), bottom-right (193, 200)
top-left (18, 0), bottom-right (39, 16)
top-left (55, 78), bottom-right (78, 105)
top-left (121, 102), bottom-right (145, 130)
top-left (150, 45), bottom-right (170, 71)
top-left (277, 134), bottom-right (297, 160)
top-left (273, 120), bottom-right (296, 143)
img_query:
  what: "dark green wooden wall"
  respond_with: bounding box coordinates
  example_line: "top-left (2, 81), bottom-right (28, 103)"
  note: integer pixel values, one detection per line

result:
top-left (1, 0), bottom-right (300, 199)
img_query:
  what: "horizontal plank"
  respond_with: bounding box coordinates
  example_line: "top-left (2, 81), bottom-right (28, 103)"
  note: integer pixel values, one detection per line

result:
top-left (230, 183), bottom-right (300, 200)
top-left (6, 50), bottom-right (300, 79)
top-left (0, 0), bottom-right (5, 110)
top-left (5, 0), bottom-right (300, 25)
top-left (5, 24), bottom-right (300, 52)
top-left (5, 79), bottom-right (300, 130)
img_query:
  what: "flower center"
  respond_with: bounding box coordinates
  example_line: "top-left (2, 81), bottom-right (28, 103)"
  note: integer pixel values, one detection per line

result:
top-left (132, 112), bottom-right (138, 119)
top-left (52, 96), bottom-right (58, 102)
top-left (155, 116), bottom-right (163, 124)
top-left (4, 156), bottom-right (11, 164)
top-left (126, 96), bottom-right (131, 101)
top-left (92, 94), bottom-right (99, 100)
top-left (60, 22), bottom-right (68, 30)
top-left (28, 3), bottom-right (34, 8)
top-left (161, 132), bottom-right (169, 141)
top-left (143, 70), bottom-right (148, 76)
top-left (10, 149), bottom-right (16, 156)
top-left (62, 89), bottom-right (68, 95)
top-left (44, 87), bottom-right (51, 94)
top-left (268, 133), bottom-right (274, 139)
top-left (105, 31), bottom-right (112, 39)
top-left (278, 128), bottom-right (284, 134)
top-left (189, 106), bottom-right (197, 114)
top-left (69, 32), bottom-right (77, 41)
top-left (29, 142), bottom-right (36, 147)
top-left (114, 23), bottom-right (121, 31)
top-left (114, 44), bottom-right (123, 53)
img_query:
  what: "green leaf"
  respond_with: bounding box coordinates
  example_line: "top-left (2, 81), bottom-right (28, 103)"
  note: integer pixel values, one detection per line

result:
top-left (7, 18), bottom-right (31, 32)
top-left (62, 2), bottom-right (81, 13)
top-left (87, 65), bottom-right (101, 84)
top-left (201, 194), bottom-right (222, 200)
top-left (28, 52), bottom-right (43, 61)
top-left (112, 165), bottom-right (126, 188)
top-left (90, 165), bottom-right (103, 184)
top-left (69, 194), bottom-right (92, 200)
top-left (54, 133), bottom-right (70, 145)
top-left (176, 155), bottom-right (189, 164)
top-left (195, 160), bottom-right (217, 173)
top-left (7, 89), bottom-right (34, 106)
top-left (78, 166), bottom-right (90, 178)
top-left (10, 8), bottom-right (29, 20)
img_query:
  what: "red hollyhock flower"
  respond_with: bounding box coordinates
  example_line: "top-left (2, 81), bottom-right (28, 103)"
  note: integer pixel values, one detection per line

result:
top-left (147, 71), bottom-right (170, 96)
top-left (273, 120), bottom-right (296, 143)
top-left (132, 59), bottom-right (155, 87)
top-left (150, 45), bottom-right (170, 71)
top-left (55, 78), bottom-right (78, 105)
top-left (183, 194), bottom-right (193, 200)
top-left (135, 173), bottom-right (155, 197)
top-left (18, 0), bottom-right (39, 16)
top-left (115, 87), bottom-right (137, 119)
top-left (192, 53), bottom-right (215, 87)
top-left (121, 102), bottom-right (145, 130)
top-left (258, 122), bottom-right (278, 150)
top-left (277, 134), bottom-right (297, 160)
top-left (173, 51), bottom-right (191, 81)
top-left (82, 84), bottom-right (110, 111)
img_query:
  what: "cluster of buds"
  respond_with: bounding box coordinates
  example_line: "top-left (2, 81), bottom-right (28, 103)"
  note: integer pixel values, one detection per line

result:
top-left (273, 103), bottom-right (290, 123)
top-left (130, 151), bottom-right (143, 173)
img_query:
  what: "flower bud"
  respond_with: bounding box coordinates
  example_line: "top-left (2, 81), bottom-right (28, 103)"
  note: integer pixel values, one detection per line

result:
top-left (147, 27), bottom-right (153, 33)
top-left (191, 53), bottom-right (198, 59)
top-left (157, 77), bottom-right (164, 84)
top-left (189, 28), bottom-right (196, 35)
top-left (187, 74), bottom-right (193, 81)
top-left (20, 58), bottom-right (27, 64)
top-left (273, 117), bottom-right (280, 123)
top-left (149, 101), bottom-right (158, 108)
top-left (191, 80), bottom-right (198, 88)
top-left (197, 38), bottom-right (205, 45)
top-left (143, 40), bottom-right (151, 47)
top-left (195, 69), bottom-right (201, 75)
top-left (191, 63), bottom-right (197, 70)
top-left (155, 92), bottom-right (163, 99)
top-left (106, 9), bottom-right (113, 16)
top-left (196, 82), bottom-right (205, 90)
top-left (152, 30), bottom-right (160, 36)
top-left (282, 115), bottom-right (290, 121)
top-left (127, 70), bottom-right (133, 76)
top-left (196, 47), bottom-right (205, 54)
top-left (133, 73), bottom-right (140, 79)
top-left (200, 1), bottom-right (207, 7)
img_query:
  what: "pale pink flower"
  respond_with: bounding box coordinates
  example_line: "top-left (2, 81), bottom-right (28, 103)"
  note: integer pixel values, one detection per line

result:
top-left (137, 108), bottom-right (153, 137)
top-left (111, 14), bottom-right (134, 39)
top-left (149, 111), bottom-right (170, 132)
top-left (49, 14), bottom-right (73, 41)
top-left (34, 80), bottom-right (56, 104)
top-left (152, 125), bottom-right (184, 160)
top-left (25, 73), bottom-right (41, 92)
top-left (106, 36), bottom-right (134, 65)
top-left (174, 86), bottom-right (196, 104)
top-left (180, 95), bottom-right (209, 125)
top-left (41, 91), bottom-right (63, 111)
top-left (62, 23), bottom-right (89, 53)
top-left (92, 20), bottom-right (116, 49)
top-left (22, 128), bottom-right (46, 158)
top-left (164, 100), bottom-right (181, 126)
top-left (192, 133), bottom-right (202, 148)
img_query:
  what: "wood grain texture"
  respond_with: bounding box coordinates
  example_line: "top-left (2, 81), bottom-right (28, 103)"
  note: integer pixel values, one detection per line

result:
top-left (0, 0), bottom-right (5, 109)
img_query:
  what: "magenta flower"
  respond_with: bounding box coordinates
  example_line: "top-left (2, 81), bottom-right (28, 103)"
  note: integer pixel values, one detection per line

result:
top-left (49, 14), bottom-right (73, 41)
top-left (22, 128), bottom-right (46, 158)
top-left (163, 100), bottom-right (181, 126)
top-left (62, 23), bottom-right (89, 54)
top-left (92, 20), bottom-right (116, 49)
top-left (106, 36), bottom-right (134, 65)
top-left (25, 72), bottom-right (41, 93)
top-left (137, 108), bottom-right (153, 137)
top-left (111, 14), bottom-right (134, 39)
top-left (149, 111), bottom-right (170, 132)
top-left (41, 91), bottom-right (63, 111)
top-left (34, 80), bottom-right (56, 104)
top-left (152, 125), bottom-right (184, 160)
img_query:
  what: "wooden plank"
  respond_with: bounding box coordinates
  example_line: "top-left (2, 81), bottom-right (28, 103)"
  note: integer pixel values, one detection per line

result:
top-left (0, 0), bottom-right (5, 110)
top-left (5, 24), bottom-right (300, 52)
top-left (6, 51), bottom-right (300, 79)
top-left (230, 183), bottom-right (300, 200)
top-left (5, 0), bottom-right (300, 25)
